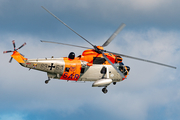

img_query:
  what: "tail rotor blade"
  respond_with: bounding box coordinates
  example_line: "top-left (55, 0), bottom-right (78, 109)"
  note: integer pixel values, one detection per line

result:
top-left (102, 23), bottom-right (126, 47)
top-left (17, 43), bottom-right (26, 50)
top-left (3, 50), bottom-right (13, 54)
top-left (4, 40), bottom-right (26, 63)
top-left (12, 40), bottom-right (16, 49)
top-left (9, 57), bottom-right (13, 63)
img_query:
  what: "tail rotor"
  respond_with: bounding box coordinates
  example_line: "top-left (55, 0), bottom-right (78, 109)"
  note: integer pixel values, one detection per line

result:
top-left (3, 40), bottom-right (26, 63)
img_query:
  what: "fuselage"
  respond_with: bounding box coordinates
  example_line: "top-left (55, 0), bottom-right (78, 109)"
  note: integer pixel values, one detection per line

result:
top-left (20, 57), bottom-right (125, 82)
top-left (10, 49), bottom-right (129, 82)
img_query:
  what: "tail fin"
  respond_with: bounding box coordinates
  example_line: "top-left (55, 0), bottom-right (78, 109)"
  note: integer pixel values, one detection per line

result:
top-left (11, 51), bottom-right (27, 63)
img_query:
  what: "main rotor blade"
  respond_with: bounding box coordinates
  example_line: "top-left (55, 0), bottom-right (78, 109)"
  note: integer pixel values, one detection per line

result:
top-left (17, 43), bottom-right (26, 50)
top-left (102, 52), bottom-right (125, 78)
top-left (102, 23), bottom-right (126, 47)
top-left (107, 51), bottom-right (177, 69)
top-left (41, 6), bottom-right (95, 48)
top-left (41, 40), bottom-right (92, 49)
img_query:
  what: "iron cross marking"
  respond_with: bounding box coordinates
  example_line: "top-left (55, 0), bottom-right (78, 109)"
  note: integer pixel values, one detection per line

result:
top-left (48, 63), bottom-right (55, 70)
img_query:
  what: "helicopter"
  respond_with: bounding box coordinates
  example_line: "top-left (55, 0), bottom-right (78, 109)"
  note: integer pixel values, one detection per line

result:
top-left (3, 6), bottom-right (176, 94)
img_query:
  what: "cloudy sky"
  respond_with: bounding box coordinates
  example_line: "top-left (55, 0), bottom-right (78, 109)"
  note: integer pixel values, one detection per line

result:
top-left (0, 0), bottom-right (180, 120)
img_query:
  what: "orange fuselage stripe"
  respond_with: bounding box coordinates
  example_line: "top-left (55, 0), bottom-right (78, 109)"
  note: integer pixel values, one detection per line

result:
top-left (60, 57), bottom-right (81, 81)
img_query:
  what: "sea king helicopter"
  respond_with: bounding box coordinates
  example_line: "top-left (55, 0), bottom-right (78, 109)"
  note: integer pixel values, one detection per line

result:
top-left (3, 6), bottom-right (176, 94)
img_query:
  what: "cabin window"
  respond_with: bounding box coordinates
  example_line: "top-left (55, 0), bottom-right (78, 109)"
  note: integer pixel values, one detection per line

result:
top-left (100, 66), bottom-right (107, 74)
top-left (81, 67), bottom-right (85, 73)
top-left (93, 57), bottom-right (106, 64)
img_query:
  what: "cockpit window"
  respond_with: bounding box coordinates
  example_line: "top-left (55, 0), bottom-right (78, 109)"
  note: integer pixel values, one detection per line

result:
top-left (119, 65), bottom-right (128, 76)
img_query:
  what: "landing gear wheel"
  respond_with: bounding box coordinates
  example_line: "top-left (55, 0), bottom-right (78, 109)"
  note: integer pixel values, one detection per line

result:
top-left (45, 77), bottom-right (50, 84)
top-left (102, 88), bottom-right (108, 94)
top-left (45, 80), bottom-right (49, 84)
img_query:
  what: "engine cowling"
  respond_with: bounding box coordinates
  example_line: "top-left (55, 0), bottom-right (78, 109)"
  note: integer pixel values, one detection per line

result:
top-left (92, 79), bottom-right (112, 87)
